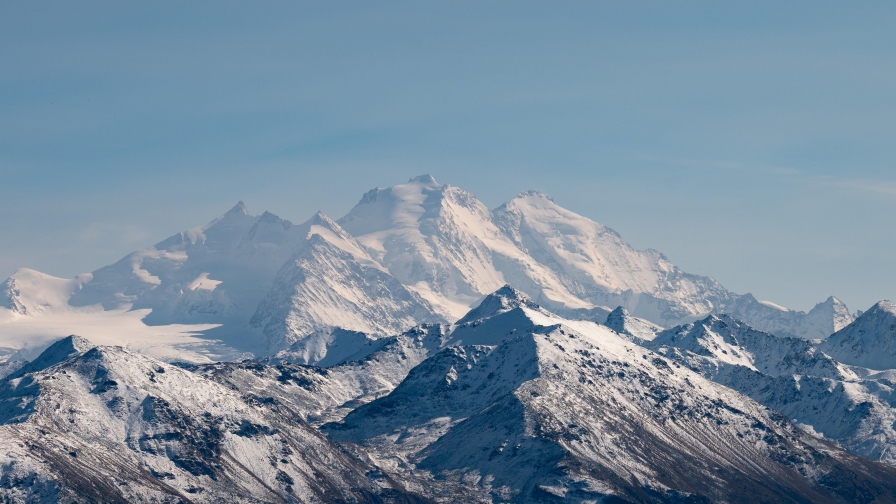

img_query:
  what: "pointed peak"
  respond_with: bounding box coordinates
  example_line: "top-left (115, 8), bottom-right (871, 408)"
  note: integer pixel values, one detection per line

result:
top-left (604, 306), bottom-right (632, 332)
top-left (408, 174), bottom-right (438, 185)
top-left (455, 285), bottom-right (540, 325)
top-left (9, 335), bottom-right (94, 379)
top-left (816, 295), bottom-right (846, 307)
top-left (607, 306), bottom-right (631, 318)
top-left (308, 211), bottom-right (339, 228)
top-left (227, 200), bottom-right (249, 216)
top-left (258, 210), bottom-right (283, 222)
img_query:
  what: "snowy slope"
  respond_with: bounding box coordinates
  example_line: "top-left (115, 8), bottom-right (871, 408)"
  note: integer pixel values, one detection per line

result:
top-left (494, 191), bottom-right (739, 325)
top-left (0, 269), bottom-right (227, 364)
top-left (325, 294), bottom-right (896, 503)
top-left (337, 176), bottom-right (589, 321)
top-left (69, 202), bottom-right (310, 352)
top-left (250, 212), bottom-right (446, 350)
top-left (819, 300), bottom-right (896, 369)
top-left (202, 324), bottom-right (449, 426)
top-left (0, 338), bottom-right (423, 503)
top-left (603, 306), bottom-right (663, 342)
top-left (646, 314), bottom-right (896, 466)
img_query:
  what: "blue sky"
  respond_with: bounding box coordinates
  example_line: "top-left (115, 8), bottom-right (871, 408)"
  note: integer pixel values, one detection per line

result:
top-left (2, 1), bottom-right (894, 312)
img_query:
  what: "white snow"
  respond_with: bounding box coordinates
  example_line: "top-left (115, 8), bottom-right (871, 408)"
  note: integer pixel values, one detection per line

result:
top-left (187, 272), bottom-right (222, 291)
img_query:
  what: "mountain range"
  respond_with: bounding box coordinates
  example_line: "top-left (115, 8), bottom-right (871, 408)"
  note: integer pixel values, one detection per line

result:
top-left (3, 175), bottom-right (896, 502)
top-left (0, 175), bottom-right (857, 363)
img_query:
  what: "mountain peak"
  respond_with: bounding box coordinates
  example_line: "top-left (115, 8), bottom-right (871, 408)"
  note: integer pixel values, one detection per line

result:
top-left (455, 285), bottom-right (540, 326)
top-left (819, 299), bottom-right (896, 369)
top-left (226, 200), bottom-right (250, 216)
top-left (407, 174), bottom-right (439, 185)
top-left (872, 300), bottom-right (896, 315)
top-left (604, 306), bottom-right (663, 342)
top-left (515, 189), bottom-right (553, 201)
top-left (309, 210), bottom-right (336, 226)
top-left (9, 335), bottom-right (94, 379)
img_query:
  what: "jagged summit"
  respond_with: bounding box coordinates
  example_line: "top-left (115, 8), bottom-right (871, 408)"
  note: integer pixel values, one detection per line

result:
top-left (226, 200), bottom-right (250, 216)
top-left (8, 335), bottom-right (94, 379)
top-left (455, 285), bottom-right (541, 326)
top-left (515, 189), bottom-right (553, 201)
top-left (604, 305), bottom-right (662, 341)
top-left (819, 300), bottom-right (896, 370)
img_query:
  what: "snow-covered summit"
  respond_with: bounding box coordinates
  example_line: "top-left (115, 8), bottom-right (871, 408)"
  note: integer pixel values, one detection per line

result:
top-left (819, 301), bottom-right (896, 370)
top-left (454, 285), bottom-right (540, 325)
top-left (250, 210), bottom-right (446, 350)
top-left (8, 335), bottom-right (93, 379)
top-left (603, 306), bottom-right (662, 342)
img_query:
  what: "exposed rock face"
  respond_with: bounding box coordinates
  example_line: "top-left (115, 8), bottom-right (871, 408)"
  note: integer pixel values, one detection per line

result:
top-left (646, 314), bottom-right (896, 466)
top-left (323, 294), bottom-right (896, 503)
top-left (0, 340), bottom-right (425, 503)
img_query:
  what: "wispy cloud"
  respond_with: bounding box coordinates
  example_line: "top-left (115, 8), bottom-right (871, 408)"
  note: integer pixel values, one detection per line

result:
top-left (652, 155), bottom-right (896, 199)
top-left (813, 176), bottom-right (896, 197)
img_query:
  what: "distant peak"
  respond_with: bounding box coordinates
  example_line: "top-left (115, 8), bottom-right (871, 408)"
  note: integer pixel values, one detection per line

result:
top-left (226, 200), bottom-right (250, 216)
top-left (870, 300), bottom-right (896, 316)
top-left (455, 285), bottom-right (540, 325)
top-left (492, 284), bottom-right (529, 300)
top-left (604, 306), bottom-right (632, 331)
top-left (408, 174), bottom-right (439, 185)
top-left (516, 190), bottom-right (553, 201)
top-left (308, 210), bottom-right (339, 229)
top-left (9, 335), bottom-right (94, 379)
top-left (608, 306), bottom-right (630, 317)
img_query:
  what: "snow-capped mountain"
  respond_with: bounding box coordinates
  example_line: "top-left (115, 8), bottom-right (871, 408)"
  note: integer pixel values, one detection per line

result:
top-left (603, 306), bottom-right (663, 342)
top-left (645, 314), bottom-right (896, 466)
top-left (724, 293), bottom-right (855, 341)
top-left (324, 290), bottom-right (896, 503)
top-left (819, 300), bottom-right (896, 370)
top-left (0, 175), bottom-right (856, 361)
top-left (3, 285), bottom-right (896, 502)
top-left (203, 324), bottom-right (449, 426)
top-left (337, 176), bottom-right (588, 321)
top-left (0, 337), bottom-right (422, 503)
top-left (250, 212), bottom-right (445, 350)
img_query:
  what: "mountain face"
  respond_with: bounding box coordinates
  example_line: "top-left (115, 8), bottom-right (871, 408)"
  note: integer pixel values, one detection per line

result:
top-left (336, 176), bottom-right (588, 321)
top-left (0, 175), bottom-right (854, 361)
top-left (249, 212), bottom-right (446, 350)
top-left (203, 324), bottom-right (449, 427)
top-left (819, 301), bottom-right (896, 370)
top-left (645, 315), bottom-right (896, 467)
top-left (324, 292), bottom-right (896, 503)
top-left (0, 337), bottom-right (424, 503)
top-left (493, 191), bottom-right (739, 324)
top-left (2, 287), bottom-right (896, 502)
